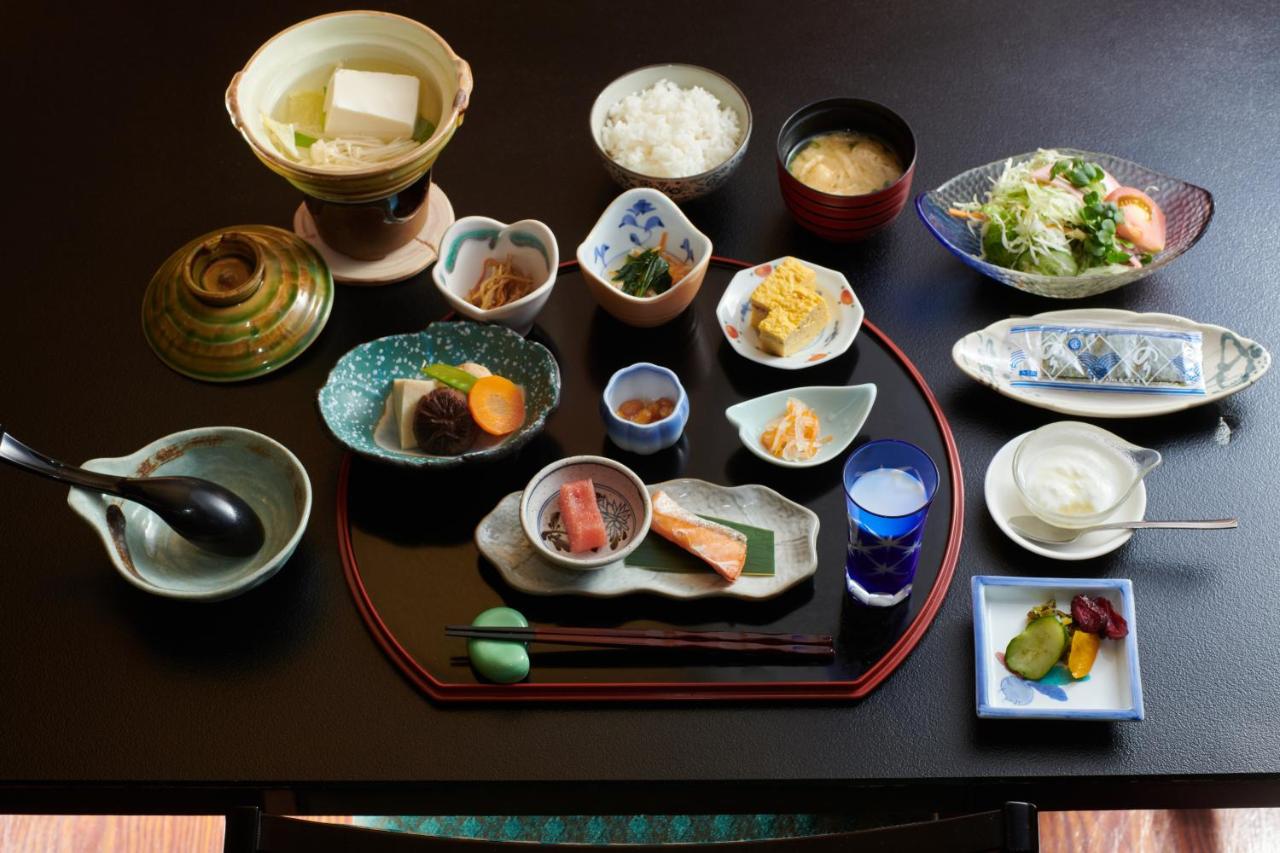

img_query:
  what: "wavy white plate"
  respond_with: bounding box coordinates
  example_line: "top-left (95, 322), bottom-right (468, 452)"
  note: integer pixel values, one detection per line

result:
top-left (953, 308), bottom-right (1270, 418)
top-left (715, 258), bottom-right (863, 369)
top-left (475, 478), bottom-right (819, 599)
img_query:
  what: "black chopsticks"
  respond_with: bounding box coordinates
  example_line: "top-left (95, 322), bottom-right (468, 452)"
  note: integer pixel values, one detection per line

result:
top-left (446, 625), bottom-right (835, 659)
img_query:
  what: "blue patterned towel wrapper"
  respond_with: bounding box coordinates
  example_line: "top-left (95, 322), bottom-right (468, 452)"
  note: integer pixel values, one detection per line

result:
top-left (1008, 323), bottom-right (1205, 395)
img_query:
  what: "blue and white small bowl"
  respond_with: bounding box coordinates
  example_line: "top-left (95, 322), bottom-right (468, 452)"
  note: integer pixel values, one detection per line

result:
top-left (519, 455), bottom-right (653, 570)
top-left (600, 363), bottom-right (690, 455)
top-left (432, 216), bottom-right (559, 335)
top-left (576, 188), bottom-right (713, 328)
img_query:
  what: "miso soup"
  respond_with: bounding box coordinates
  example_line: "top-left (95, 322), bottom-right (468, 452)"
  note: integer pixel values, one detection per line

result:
top-left (787, 131), bottom-right (903, 196)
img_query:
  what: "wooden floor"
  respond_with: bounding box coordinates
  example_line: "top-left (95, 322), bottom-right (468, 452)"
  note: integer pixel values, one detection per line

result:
top-left (1, 811), bottom-right (1278, 851)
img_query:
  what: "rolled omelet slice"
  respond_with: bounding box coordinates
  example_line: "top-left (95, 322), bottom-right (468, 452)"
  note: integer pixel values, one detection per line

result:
top-left (748, 257), bottom-right (828, 356)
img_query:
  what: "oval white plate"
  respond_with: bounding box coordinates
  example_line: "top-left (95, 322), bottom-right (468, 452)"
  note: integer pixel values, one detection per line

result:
top-left (985, 432), bottom-right (1146, 560)
top-left (475, 478), bottom-right (819, 599)
top-left (715, 257), bottom-right (863, 369)
top-left (724, 384), bottom-right (876, 468)
top-left (954, 308), bottom-right (1270, 418)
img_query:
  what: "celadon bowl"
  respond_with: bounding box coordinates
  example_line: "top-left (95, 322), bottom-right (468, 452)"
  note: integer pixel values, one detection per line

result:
top-left (432, 216), bottom-right (559, 335)
top-left (318, 321), bottom-right (561, 468)
top-left (226, 11), bottom-right (473, 204)
top-left (66, 427), bottom-right (312, 601)
top-left (725, 384), bottom-right (877, 468)
top-left (576, 188), bottom-right (712, 327)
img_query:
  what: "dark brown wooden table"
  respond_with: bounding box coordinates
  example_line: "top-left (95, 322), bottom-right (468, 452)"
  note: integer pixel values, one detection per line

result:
top-left (2, 0), bottom-right (1278, 817)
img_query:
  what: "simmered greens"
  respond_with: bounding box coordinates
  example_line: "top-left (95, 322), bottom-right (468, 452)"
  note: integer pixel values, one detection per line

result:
top-left (611, 248), bottom-right (673, 297)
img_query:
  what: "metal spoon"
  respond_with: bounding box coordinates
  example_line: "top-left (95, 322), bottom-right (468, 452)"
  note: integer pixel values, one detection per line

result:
top-left (1010, 515), bottom-right (1238, 545)
top-left (0, 426), bottom-right (266, 558)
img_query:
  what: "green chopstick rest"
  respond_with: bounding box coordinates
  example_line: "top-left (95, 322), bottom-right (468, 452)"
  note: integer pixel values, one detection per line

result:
top-left (467, 607), bottom-right (530, 684)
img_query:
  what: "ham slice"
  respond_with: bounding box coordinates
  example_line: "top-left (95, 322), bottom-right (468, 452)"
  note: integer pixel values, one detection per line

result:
top-left (650, 490), bottom-right (748, 582)
top-left (559, 479), bottom-right (607, 553)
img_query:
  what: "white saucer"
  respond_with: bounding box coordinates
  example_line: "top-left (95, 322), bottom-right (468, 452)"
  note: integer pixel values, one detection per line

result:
top-left (984, 432), bottom-right (1146, 560)
top-left (292, 182), bottom-right (455, 285)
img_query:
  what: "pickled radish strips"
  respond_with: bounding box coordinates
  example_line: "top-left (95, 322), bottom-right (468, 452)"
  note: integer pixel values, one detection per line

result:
top-left (759, 398), bottom-right (831, 461)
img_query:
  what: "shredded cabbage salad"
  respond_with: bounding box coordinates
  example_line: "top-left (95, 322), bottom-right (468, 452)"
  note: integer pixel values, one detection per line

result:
top-left (952, 149), bottom-right (1154, 277)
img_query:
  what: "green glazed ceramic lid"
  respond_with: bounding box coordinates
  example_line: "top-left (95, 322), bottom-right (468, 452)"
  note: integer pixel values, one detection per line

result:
top-left (142, 225), bottom-right (334, 382)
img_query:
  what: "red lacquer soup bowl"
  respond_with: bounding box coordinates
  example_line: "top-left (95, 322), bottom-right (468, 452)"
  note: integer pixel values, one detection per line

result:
top-left (776, 98), bottom-right (917, 241)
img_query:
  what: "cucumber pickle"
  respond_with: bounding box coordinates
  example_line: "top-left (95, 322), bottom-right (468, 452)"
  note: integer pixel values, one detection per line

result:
top-left (1004, 614), bottom-right (1067, 680)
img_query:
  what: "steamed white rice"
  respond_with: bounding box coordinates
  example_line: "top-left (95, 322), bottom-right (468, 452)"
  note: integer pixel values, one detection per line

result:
top-left (601, 79), bottom-right (742, 178)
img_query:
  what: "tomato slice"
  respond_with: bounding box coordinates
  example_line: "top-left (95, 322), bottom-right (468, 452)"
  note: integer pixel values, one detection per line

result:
top-left (1105, 186), bottom-right (1167, 253)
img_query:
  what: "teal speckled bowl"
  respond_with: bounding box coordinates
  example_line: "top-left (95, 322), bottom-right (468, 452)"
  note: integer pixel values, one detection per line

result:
top-left (318, 321), bottom-right (561, 468)
top-left (65, 427), bottom-right (312, 601)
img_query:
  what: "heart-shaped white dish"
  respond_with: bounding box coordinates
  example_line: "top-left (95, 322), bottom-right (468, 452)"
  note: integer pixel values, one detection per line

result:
top-left (433, 216), bottom-right (559, 335)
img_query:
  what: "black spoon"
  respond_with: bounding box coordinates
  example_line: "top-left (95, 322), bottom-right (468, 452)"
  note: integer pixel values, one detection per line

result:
top-left (0, 426), bottom-right (266, 558)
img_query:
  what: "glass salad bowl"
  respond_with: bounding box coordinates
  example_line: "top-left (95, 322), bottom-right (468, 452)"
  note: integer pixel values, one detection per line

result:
top-left (916, 149), bottom-right (1214, 299)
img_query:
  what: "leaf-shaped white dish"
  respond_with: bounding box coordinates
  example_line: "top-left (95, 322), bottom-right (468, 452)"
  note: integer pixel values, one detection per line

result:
top-left (475, 478), bottom-right (819, 600)
top-left (724, 384), bottom-right (876, 468)
top-left (953, 308), bottom-right (1270, 417)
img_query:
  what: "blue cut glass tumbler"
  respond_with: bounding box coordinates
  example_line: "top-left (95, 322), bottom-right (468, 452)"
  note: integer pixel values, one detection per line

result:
top-left (842, 439), bottom-right (939, 607)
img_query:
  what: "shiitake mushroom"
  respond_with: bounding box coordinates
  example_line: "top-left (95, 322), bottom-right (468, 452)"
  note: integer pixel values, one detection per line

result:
top-left (413, 387), bottom-right (478, 455)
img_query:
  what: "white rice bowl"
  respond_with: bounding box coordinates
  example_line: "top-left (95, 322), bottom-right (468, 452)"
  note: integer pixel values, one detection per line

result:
top-left (601, 79), bottom-right (743, 178)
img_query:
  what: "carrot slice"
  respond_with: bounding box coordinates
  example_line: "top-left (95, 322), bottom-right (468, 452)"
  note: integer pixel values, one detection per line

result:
top-left (468, 375), bottom-right (525, 435)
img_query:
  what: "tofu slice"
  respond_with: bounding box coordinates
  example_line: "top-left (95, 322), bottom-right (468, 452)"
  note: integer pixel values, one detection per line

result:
top-left (323, 68), bottom-right (420, 141)
top-left (390, 378), bottom-right (437, 449)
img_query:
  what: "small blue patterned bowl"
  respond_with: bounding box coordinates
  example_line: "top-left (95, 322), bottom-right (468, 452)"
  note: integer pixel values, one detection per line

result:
top-left (600, 363), bottom-right (690, 455)
top-left (317, 321), bottom-right (560, 468)
top-left (917, 148), bottom-right (1213, 299)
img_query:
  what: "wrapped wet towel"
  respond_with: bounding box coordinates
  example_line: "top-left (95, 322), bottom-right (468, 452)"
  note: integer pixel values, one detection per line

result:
top-left (1009, 323), bottom-right (1205, 394)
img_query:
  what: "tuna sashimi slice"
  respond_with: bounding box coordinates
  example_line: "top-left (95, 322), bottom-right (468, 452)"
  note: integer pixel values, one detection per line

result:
top-left (559, 478), bottom-right (607, 553)
top-left (650, 490), bottom-right (748, 582)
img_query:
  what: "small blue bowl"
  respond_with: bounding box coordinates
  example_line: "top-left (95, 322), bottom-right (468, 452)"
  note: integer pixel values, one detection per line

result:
top-left (600, 363), bottom-right (689, 455)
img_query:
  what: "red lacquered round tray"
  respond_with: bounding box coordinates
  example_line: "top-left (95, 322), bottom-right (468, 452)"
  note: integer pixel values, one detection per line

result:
top-left (339, 258), bottom-right (963, 702)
